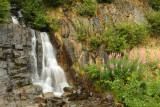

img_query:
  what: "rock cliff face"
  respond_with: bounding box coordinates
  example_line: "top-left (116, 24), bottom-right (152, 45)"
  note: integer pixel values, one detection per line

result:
top-left (51, 0), bottom-right (153, 73)
top-left (0, 24), bottom-right (44, 106)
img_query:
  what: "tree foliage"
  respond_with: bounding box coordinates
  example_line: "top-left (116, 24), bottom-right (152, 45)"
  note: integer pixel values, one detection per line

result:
top-left (0, 0), bottom-right (10, 23)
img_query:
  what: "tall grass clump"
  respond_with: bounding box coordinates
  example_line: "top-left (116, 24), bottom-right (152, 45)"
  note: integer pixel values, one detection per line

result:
top-left (86, 49), bottom-right (160, 106)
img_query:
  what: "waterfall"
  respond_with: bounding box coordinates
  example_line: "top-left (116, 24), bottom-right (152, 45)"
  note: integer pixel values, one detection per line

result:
top-left (31, 30), bottom-right (39, 82)
top-left (32, 32), bottom-right (69, 97)
top-left (18, 11), bottom-right (23, 18)
top-left (11, 16), bottom-right (19, 25)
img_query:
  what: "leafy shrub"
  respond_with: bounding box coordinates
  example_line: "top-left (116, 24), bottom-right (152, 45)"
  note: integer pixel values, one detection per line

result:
top-left (43, 0), bottom-right (62, 7)
top-left (22, 0), bottom-right (47, 29)
top-left (75, 22), bottom-right (89, 41)
top-left (146, 11), bottom-right (160, 36)
top-left (0, 0), bottom-right (10, 23)
top-left (42, 0), bottom-right (75, 7)
top-left (97, 0), bottom-right (114, 3)
top-left (86, 63), bottom-right (100, 80)
top-left (102, 22), bottom-right (148, 53)
top-left (149, 0), bottom-right (160, 11)
top-left (9, 0), bottom-right (23, 4)
top-left (86, 49), bottom-right (160, 106)
top-left (77, 0), bottom-right (97, 17)
top-left (33, 13), bottom-right (47, 29)
top-left (90, 36), bottom-right (101, 50)
top-left (49, 19), bottom-right (60, 33)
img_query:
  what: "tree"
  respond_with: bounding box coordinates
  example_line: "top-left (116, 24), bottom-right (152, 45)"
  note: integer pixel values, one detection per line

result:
top-left (0, 0), bottom-right (10, 23)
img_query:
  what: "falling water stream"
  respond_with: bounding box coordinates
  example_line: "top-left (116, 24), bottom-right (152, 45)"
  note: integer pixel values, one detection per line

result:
top-left (11, 16), bottom-right (19, 25)
top-left (12, 16), bottom-right (69, 97)
top-left (32, 32), bottom-right (69, 97)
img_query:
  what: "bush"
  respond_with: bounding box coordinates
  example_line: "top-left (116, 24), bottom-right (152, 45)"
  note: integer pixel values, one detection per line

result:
top-left (42, 0), bottom-right (75, 7)
top-left (43, 0), bottom-right (62, 7)
top-left (33, 13), bottom-right (47, 29)
top-left (75, 22), bottom-right (89, 41)
top-left (147, 11), bottom-right (160, 36)
top-left (89, 36), bottom-right (101, 51)
top-left (0, 0), bottom-right (10, 23)
top-left (22, 0), bottom-right (47, 29)
top-left (49, 19), bottom-right (60, 33)
top-left (9, 0), bottom-right (23, 4)
top-left (97, 0), bottom-right (114, 3)
top-left (102, 22), bottom-right (148, 53)
top-left (86, 49), bottom-right (160, 106)
top-left (77, 0), bottom-right (97, 17)
top-left (149, 0), bottom-right (160, 11)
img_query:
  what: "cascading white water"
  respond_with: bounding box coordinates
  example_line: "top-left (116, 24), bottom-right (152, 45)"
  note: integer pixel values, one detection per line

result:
top-left (11, 16), bottom-right (19, 25)
top-left (33, 32), bottom-right (69, 97)
top-left (18, 11), bottom-right (23, 18)
top-left (31, 30), bottom-right (39, 82)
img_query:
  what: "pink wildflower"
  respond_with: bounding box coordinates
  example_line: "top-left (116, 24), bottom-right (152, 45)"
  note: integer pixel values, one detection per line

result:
top-left (128, 69), bottom-right (130, 71)
top-left (140, 52), bottom-right (142, 55)
top-left (119, 53), bottom-right (121, 57)
top-left (101, 67), bottom-right (104, 70)
top-left (142, 48), bottom-right (145, 50)
top-left (110, 64), bottom-right (114, 68)
top-left (134, 50), bottom-right (137, 53)
top-left (102, 58), bottom-right (104, 63)
top-left (109, 55), bottom-right (112, 59)
top-left (130, 50), bottom-right (133, 54)
top-left (158, 56), bottom-right (160, 59)
top-left (113, 53), bottom-right (115, 56)
top-left (137, 66), bottom-right (139, 70)
top-left (124, 50), bottom-right (126, 55)
top-left (106, 68), bottom-right (108, 71)
top-left (112, 70), bottom-right (114, 74)
top-left (143, 61), bottom-right (146, 64)
top-left (115, 64), bottom-right (118, 67)
top-left (133, 57), bottom-right (135, 60)
top-left (116, 54), bottom-right (119, 58)
top-left (121, 65), bottom-right (123, 68)
top-left (129, 60), bottom-right (131, 63)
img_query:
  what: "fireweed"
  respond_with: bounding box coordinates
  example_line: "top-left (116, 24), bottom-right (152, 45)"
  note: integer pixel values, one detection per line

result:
top-left (86, 48), bottom-right (160, 106)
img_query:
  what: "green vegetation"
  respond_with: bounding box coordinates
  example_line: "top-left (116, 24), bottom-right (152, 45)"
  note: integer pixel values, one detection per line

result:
top-left (43, 0), bottom-right (75, 7)
top-left (49, 19), bottom-right (60, 33)
top-left (149, 0), bottom-right (160, 11)
top-left (97, 0), bottom-right (114, 3)
top-left (77, 0), bottom-right (97, 17)
top-left (102, 22), bottom-right (148, 53)
top-left (75, 22), bottom-right (89, 41)
top-left (86, 49), bottom-right (160, 106)
top-left (89, 36), bottom-right (101, 50)
top-left (147, 11), bottom-right (160, 37)
top-left (0, 0), bottom-right (10, 23)
top-left (22, 0), bottom-right (47, 29)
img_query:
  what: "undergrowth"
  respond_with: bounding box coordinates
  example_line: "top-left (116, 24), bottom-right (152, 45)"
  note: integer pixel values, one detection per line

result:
top-left (86, 49), bottom-right (160, 106)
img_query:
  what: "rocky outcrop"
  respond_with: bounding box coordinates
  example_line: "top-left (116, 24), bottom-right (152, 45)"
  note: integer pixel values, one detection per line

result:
top-left (0, 23), bottom-right (44, 106)
top-left (59, 0), bottom-right (153, 69)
